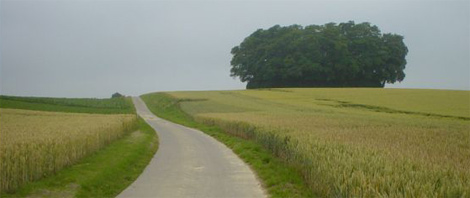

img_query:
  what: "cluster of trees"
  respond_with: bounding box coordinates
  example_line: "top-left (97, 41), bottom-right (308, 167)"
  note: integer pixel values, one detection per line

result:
top-left (112, 92), bottom-right (124, 98)
top-left (230, 21), bottom-right (408, 89)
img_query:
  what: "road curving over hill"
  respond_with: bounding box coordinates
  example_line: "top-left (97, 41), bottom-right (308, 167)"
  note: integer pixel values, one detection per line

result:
top-left (117, 97), bottom-right (266, 198)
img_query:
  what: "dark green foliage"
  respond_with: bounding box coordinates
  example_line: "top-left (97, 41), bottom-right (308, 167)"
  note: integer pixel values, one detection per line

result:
top-left (230, 21), bottom-right (408, 89)
top-left (0, 95), bottom-right (135, 114)
top-left (111, 92), bottom-right (124, 98)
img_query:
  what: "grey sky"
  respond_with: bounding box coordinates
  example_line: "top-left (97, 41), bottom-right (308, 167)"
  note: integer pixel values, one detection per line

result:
top-left (1, 0), bottom-right (469, 98)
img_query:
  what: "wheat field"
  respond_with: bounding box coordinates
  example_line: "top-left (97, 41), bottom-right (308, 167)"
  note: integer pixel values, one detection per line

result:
top-left (163, 88), bottom-right (470, 197)
top-left (0, 108), bottom-right (137, 193)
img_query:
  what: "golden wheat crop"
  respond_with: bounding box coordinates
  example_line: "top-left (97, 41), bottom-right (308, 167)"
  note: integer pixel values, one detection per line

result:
top-left (0, 108), bottom-right (137, 193)
top-left (168, 88), bottom-right (470, 197)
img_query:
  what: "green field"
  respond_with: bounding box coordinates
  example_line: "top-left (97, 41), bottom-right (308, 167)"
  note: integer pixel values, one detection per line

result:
top-left (1, 117), bottom-right (158, 198)
top-left (0, 96), bottom-right (158, 197)
top-left (145, 88), bottom-right (470, 197)
top-left (0, 95), bottom-right (135, 114)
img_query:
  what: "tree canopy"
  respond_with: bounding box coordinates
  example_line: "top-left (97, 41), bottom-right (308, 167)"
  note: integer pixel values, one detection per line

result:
top-left (230, 21), bottom-right (408, 89)
top-left (112, 92), bottom-right (124, 98)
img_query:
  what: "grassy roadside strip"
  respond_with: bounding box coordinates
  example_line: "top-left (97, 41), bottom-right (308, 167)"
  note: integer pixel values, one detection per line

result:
top-left (1, 117), bottom-right (158, 198)
top-left (141, 93), bottom-right (314, 197)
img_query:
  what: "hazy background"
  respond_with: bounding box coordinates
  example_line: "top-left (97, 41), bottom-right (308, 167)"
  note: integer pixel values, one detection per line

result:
top-left (1, 0), bottom-right (469, 98)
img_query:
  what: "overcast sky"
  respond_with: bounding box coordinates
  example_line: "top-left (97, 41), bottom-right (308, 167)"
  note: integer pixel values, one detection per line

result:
top-left (1, 0), bottom-right (469, 98)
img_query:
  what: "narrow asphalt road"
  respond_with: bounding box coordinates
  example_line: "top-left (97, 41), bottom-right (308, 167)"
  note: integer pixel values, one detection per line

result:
top-left (117, 97), bottom-right (266, 198)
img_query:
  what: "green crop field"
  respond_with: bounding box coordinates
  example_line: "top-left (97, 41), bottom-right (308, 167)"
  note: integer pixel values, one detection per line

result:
top-left (0, 95), bottom-right (143, 195)
top-left (0, 95), bottom-right (135, 114)
top-left (0, 109), bottom-right (137, 193)
top-left (146, 88), bottom-right (470, 197)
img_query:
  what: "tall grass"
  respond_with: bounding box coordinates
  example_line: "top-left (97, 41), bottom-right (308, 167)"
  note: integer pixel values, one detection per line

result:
top-left (0, 108), bottom-right (138, 193)
top-left (149, 88), bottom-right (469, 197)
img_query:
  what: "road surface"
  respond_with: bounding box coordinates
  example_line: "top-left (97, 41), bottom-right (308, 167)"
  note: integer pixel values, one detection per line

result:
top-left (117, 97), bottom-right (266, 198)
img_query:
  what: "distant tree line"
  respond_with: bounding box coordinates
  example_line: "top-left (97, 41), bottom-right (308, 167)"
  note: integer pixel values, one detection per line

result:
top-left (230, 21), bottom-right (408, 89)
top-left (112, 92), bottom-right (124, 98)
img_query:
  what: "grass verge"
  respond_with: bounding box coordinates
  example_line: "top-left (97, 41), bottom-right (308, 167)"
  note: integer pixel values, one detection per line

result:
top-left (0, 117), bottom-right (158, 198)
top-left (141, 93), bottom-right (314, 197)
